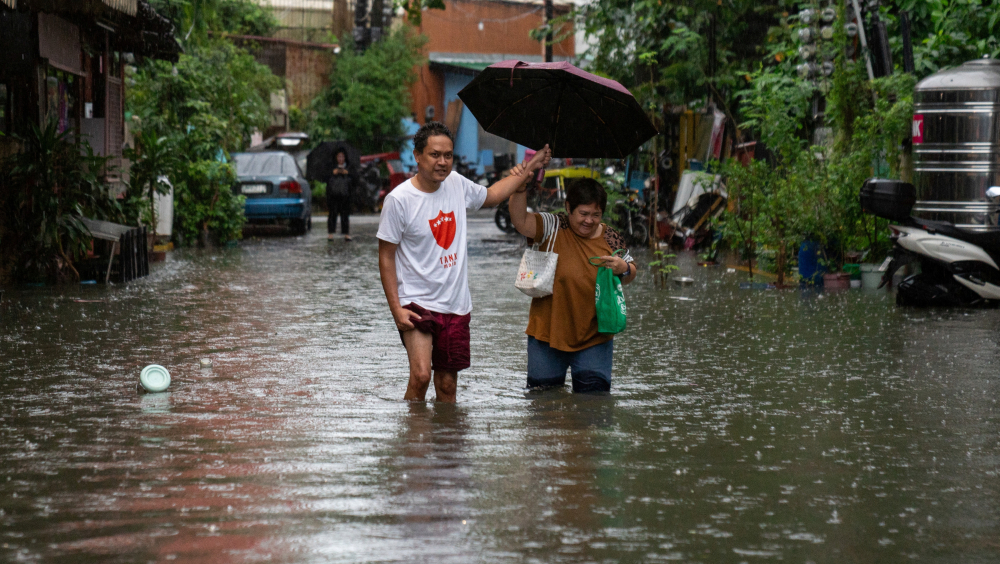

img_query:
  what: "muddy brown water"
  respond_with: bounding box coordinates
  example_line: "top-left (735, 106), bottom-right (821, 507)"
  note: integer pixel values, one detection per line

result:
top-left (1, 213), bottom-right (998, 563)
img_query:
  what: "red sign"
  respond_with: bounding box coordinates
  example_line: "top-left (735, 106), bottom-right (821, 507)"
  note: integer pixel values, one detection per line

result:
top-left (429, 210), bottom-right (456, 249)
top-left (912, 114), bottom-right (924, 144)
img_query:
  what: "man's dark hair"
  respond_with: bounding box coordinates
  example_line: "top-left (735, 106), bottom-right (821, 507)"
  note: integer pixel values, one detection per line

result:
top-left (413, 121), bottom-right (454, 154)
top-left (565, 178), bottom-right (607, 213)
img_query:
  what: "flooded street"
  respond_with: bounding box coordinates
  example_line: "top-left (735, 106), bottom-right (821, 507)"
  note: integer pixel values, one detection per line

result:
top-left (2, 212), bottom-right (999, 563)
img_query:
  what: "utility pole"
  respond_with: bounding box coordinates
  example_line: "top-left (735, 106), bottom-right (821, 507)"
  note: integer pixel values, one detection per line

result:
top-left (370, 0), bottom-right (383, 44)
top-left (544, 0), bottom-right (553, 62)
top-left (353, 0), bottom-right (369, 53)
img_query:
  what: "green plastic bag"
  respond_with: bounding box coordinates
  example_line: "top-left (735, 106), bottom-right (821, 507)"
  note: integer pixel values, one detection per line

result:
top-left (592, 252), bottom-right (627, 334)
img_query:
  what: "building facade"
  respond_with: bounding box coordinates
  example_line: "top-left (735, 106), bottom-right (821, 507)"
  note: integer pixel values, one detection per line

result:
top-left (408, 0), bottom-right (574, 171)
top-left (0, 0), bottom-right (179, 178)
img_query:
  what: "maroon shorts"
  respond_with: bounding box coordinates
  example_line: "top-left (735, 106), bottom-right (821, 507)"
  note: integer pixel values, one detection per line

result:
top-left (398, 303), bottom-right (471, 372)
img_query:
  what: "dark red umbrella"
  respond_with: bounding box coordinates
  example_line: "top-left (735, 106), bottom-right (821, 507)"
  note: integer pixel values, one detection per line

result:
top-left (457, 60), bottom-right (658, 159)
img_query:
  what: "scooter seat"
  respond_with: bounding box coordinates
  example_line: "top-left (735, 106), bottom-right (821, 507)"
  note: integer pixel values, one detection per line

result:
top-left (908, 218), bottom-right (1000, 254)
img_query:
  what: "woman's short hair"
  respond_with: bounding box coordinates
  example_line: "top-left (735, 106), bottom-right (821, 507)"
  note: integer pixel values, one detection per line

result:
top-left (565, 178), bottom-right (607, 213)
top-left (413, 121), bottom-right (454, 154)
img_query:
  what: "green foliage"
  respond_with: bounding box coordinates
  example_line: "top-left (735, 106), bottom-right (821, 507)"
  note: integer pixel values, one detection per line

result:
top-left (172, 159), bottom-right (244, 246)
top-left (129, 39), bottom-right (281, 246)
top-left (893, 0), bottom-right (1000, 76)
top-left (394, 0), bottom-right (446, 26)
top-left (649, 249), bottom-right (679, 287)
top-left (717, 2), bottom-right (914, 277)
top-left (130, 40), bottom-right (280, 153)
top-left (310, 179), bottom-right (326, 201)
top-left (307, 29), bottom-right (426, 154)
top-left (123, 129), bottom-right (177, 235)
top-left (148, 0), bottom-right (278, 43)
top-left (288, 105), bottom-right (308, 132)
top-left (0, 121), bottom-right (121, 282)
top-left (648, 250), bottom-right (679, 274)
top-left (577, 0), bottom-right (787, 111)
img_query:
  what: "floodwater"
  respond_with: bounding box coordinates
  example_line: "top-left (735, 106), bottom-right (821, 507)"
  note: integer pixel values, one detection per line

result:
top-left (1, 212), bottom-right (998, 563)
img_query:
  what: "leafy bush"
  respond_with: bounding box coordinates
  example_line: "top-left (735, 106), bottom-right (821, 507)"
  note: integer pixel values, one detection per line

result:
top-left (717, 2), bottom-right (913, 282)
top-left (128, 39), bottom-right (281, 246)
top-left (148, 0), bottom-right (278, 40)
top-left (307, 29), bottom-right (426, 153)
top-left (0, 122), bottom-right (122, 282)
top-left (172, 159), bottom-right (243, 246)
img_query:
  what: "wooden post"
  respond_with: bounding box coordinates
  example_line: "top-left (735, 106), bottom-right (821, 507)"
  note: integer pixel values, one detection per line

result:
top-left (650, 134), bottom-right (660, 250)
top-left (140, 227), bottom-right (149, 277)
top-left (118, 231), bottom-right (128, 283)
top-left (544, 0), bottom-right (553, 62)
top-left (104, 240), bottom-right (117, 284)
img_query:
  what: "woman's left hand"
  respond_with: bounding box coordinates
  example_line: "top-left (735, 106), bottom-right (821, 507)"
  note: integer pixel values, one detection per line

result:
top-left (595, 255), bottom-right (630, 276)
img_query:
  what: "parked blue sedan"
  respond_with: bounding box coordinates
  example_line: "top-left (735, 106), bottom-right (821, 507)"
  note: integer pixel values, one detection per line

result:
top-left (233, 151), bottom-right (312, 234)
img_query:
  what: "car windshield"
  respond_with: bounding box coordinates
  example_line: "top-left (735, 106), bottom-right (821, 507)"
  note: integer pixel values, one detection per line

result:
top-left (234, 153), bottom-right (300, 176)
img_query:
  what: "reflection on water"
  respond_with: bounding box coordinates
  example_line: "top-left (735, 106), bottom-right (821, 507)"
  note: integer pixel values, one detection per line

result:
top-left (1, 214), bottom-right (998, 562)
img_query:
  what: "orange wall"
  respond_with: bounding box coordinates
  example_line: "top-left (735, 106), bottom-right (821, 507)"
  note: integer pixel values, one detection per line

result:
top-left (408, 0), bottom-right (574, 124)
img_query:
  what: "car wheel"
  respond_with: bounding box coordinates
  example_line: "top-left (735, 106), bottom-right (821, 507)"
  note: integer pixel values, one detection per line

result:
top-left (290, 218), bottom-right (307, 235)
top-left (307, 215), bottom-right (312, 231)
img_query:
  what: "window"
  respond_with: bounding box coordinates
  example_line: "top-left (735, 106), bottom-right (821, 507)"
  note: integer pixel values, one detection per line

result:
top-left (44, 69), bottom-right (78, 133)
top-left (234, 152), bottom-right (301, 176)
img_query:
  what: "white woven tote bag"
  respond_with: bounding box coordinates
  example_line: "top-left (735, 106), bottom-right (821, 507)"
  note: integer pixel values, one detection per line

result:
top-left (514, 212), bottom-right (559, 298)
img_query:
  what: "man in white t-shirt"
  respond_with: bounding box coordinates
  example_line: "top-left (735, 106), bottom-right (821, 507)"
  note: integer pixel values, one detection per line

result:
top-left (377, 122), bottom-right (551, 402)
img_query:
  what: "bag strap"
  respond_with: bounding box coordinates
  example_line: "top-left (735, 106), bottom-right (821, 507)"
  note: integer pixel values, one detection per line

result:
top-left (588, 248), bottom-right (624, 267)
top-left (530, 213), bottom-right (545, 251)
top-left (540, 212), bottom-right (558, 253)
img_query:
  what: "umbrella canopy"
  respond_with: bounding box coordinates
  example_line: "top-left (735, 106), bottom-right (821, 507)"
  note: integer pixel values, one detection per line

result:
top-left (458, 60), bottom-right (658, 159)
top-left (306, 141), bottom-right (361, 182)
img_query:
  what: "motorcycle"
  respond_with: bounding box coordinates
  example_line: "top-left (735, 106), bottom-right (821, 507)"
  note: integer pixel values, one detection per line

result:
top-left (454, 154), bottom-right (488, 186)
top-left (609, 188), bottom-right (649, 247)
top-left (495, 200), bottom-right (516, 233)
top-left (861, 178), bottom-right (1000, 307)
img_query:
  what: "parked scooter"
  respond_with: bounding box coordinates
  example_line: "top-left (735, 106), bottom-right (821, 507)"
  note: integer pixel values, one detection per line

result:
top-left (861, 178), bottom-right (1000, 307)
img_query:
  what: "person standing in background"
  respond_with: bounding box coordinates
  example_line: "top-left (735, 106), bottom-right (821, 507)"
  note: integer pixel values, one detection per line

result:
top-left (326, 149), bottom-right (356, 241)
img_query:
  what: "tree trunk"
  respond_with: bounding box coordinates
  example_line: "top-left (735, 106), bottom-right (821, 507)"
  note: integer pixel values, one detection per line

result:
top-left (776, 240), bottom-right (786, 286)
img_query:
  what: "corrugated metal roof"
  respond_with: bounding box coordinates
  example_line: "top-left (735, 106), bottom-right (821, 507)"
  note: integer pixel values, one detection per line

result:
top-left (102, 0), bottom-right (136, 16)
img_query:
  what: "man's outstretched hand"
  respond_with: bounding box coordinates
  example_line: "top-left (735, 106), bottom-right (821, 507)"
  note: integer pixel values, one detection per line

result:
top-left (516, 144), bottom-right (551, 177)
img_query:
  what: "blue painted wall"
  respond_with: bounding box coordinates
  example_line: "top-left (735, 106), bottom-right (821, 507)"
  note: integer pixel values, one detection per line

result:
top-left (442, 71), bottom-right (530, 175)
top-left (399, 117), bottom-right (420, 172)
top-left (443, 72), bottom-right (480, 172)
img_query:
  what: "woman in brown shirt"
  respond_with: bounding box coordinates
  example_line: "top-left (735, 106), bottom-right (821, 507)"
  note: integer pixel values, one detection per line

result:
top-left (508, 175), bottom-right (637, 392)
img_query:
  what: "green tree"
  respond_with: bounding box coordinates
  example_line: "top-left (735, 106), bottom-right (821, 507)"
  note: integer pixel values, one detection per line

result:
top-left (129, 39), bottom-right (281, 245)
top-left (307, 28), bottom-right (426, 154)
top-left (893, 0), bottom-right (1000, 76)
top-left (148, 0), bottom-right (278, 42)
top-left (577, 0), bottom-right (787, 114)
top-left (719, 2), bottom-right (913, 280)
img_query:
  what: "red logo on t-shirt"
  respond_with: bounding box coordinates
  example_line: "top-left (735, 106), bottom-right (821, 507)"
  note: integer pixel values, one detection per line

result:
top-left (429, 210), bottom-right (456, 249)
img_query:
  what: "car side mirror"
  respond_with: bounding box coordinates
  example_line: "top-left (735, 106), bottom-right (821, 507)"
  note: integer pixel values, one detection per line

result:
top-left (987, 186), bottom-right (1000, 199)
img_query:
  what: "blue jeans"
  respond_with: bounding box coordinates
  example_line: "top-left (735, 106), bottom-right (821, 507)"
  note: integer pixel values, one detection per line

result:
top-left (526, 336), bottom-right (613, 393)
